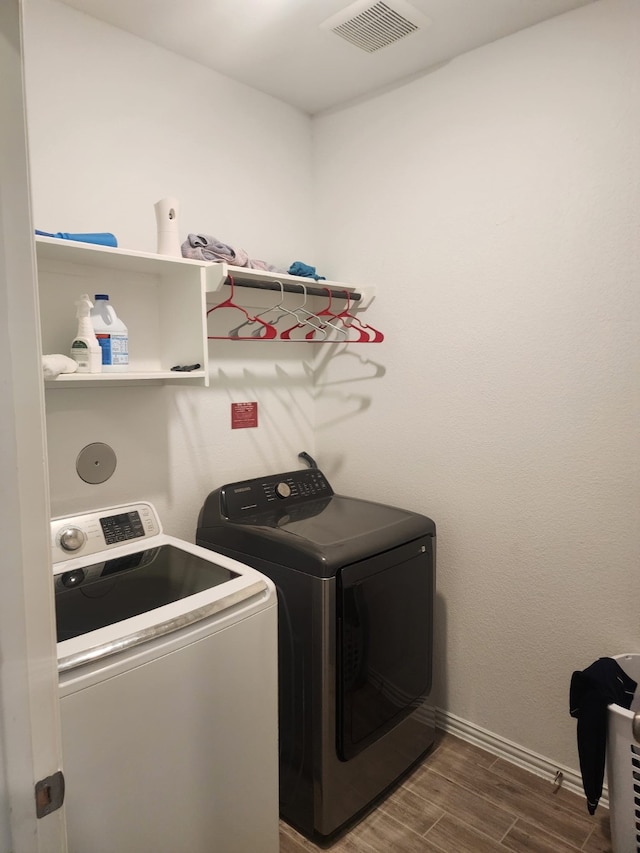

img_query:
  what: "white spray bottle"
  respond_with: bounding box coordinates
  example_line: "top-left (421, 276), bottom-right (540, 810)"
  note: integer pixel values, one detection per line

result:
top-left (71, 294), bottom-right (102, 373)
top-left (154, 196), bottom-right (182, 257)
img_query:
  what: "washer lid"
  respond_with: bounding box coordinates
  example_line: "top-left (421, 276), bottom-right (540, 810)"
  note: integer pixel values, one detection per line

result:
top-left (55, 543), bottom-right (240, 643)
top-left (55, 537), bottom-right (272, 671)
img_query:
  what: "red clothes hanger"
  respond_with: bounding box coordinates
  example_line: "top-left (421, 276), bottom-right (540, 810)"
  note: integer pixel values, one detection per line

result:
top-left (333, 290), bottom-right (384, 343)
top-left (279, 282), bottom-right (328, 341)
top-left (302, 287), bottom-right (350, 342)
top-left (207, 274), bottom-right (277, 340)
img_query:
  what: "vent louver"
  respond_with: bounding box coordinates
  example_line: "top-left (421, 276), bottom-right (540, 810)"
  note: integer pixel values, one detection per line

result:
top-left (321, 0), bottom-right (430, 53)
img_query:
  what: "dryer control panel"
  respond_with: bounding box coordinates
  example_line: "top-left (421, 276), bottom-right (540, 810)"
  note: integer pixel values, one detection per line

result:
top-left (51, 502), bottom-right (161, 566)
top-left (220, 469), bottom-right (334, 520)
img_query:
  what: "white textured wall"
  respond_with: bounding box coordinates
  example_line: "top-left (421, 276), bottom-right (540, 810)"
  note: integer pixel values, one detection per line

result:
top-left (22, 0), bottom-right (640, 783)
top-left (312, 0), bottom-right (640, 772)
top-left (23, 0), bottom-right (313, 264)
top-left (23, 0), bottom-right (319, 537)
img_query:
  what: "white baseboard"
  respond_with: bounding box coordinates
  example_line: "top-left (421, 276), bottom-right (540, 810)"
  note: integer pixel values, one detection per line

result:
top-left (434, 707), bottom-right (607, 809)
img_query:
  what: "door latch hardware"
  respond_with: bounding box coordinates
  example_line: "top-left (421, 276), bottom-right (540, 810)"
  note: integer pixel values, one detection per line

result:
top-left (35, 770), bottom-right (65, 818)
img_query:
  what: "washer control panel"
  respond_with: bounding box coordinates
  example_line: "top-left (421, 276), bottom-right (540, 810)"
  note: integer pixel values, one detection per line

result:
top-left (51, 502), bottom-right (161, 566)
top-left (221, 469), bottom-right (334, 520)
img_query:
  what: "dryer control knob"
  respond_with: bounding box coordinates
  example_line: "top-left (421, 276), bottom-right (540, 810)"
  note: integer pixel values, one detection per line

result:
top-left (58, 526), bottom-right (86, 552)
top-left (275, 482), bottom-right (292, 499)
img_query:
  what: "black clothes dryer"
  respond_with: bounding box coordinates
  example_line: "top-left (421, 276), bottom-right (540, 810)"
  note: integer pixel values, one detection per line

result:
top-left (196, 466), bottom-right (436, 844)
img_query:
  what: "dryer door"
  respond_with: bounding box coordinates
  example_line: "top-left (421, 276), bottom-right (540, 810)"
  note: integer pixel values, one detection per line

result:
top-left (336, 535), bottom-right (434, 761)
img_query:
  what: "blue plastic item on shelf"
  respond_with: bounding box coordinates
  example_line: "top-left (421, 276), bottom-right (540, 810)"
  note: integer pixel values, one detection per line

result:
top-left (35, 230), bottom-right (117, 247)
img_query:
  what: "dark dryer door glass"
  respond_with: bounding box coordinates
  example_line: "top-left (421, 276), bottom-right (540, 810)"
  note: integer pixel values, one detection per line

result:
top-left (336, 536), bottom-right (434, 761)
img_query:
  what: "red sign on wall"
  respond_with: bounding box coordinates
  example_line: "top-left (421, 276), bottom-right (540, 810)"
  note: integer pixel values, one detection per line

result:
top-left (231, 402), bottom-right (258, 429)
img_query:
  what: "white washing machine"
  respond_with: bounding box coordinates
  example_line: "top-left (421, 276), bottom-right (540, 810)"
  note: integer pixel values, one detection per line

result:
top-left (51, 502), bottom-right (279, 853)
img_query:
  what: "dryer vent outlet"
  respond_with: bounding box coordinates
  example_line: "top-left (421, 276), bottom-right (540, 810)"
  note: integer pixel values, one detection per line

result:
top-left (76, 442), bottom-right (117, 484)
top-left (321, 0), bottom-right (431, 53)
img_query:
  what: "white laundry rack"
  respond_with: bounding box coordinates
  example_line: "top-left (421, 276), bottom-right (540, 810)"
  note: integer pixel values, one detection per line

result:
top-left (608, 654), bottom-right (640, 853)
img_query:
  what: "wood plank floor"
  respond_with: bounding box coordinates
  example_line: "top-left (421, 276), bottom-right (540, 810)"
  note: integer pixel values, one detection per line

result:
top-left (279, 730), bottom-right (612, 853)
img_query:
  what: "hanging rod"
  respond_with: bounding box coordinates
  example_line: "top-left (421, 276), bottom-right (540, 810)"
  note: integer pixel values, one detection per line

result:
top-left (224, 276), bottom-right (362, 302)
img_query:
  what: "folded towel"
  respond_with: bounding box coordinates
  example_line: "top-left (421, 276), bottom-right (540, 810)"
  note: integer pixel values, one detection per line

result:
top-left (42, 354), bottom-right (79, 380)
top-left (250, 258), bottom-right (276, 271)
top-left (181, 234), bottom-right (286, 273)
top-left (36, 230), bottom-right (117, 247)
top-left (288, 261), bottom-right (326, 281)
top-left (181, 234), bottom-right (250, 267)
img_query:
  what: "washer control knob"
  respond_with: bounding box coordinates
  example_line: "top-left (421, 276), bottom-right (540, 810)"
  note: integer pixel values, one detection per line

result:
top-left (275, 482), bottom-right (292, 499)
top-left (58, 526), bottom-right (86, 552)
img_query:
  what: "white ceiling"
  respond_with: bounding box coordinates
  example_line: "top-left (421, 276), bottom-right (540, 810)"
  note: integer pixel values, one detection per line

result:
top-left (58, 0), bottom-right (596, 114)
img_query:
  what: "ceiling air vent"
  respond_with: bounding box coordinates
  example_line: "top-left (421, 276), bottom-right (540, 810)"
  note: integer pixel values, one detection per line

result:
top-left (321, 0), bottom-right (431, 53)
